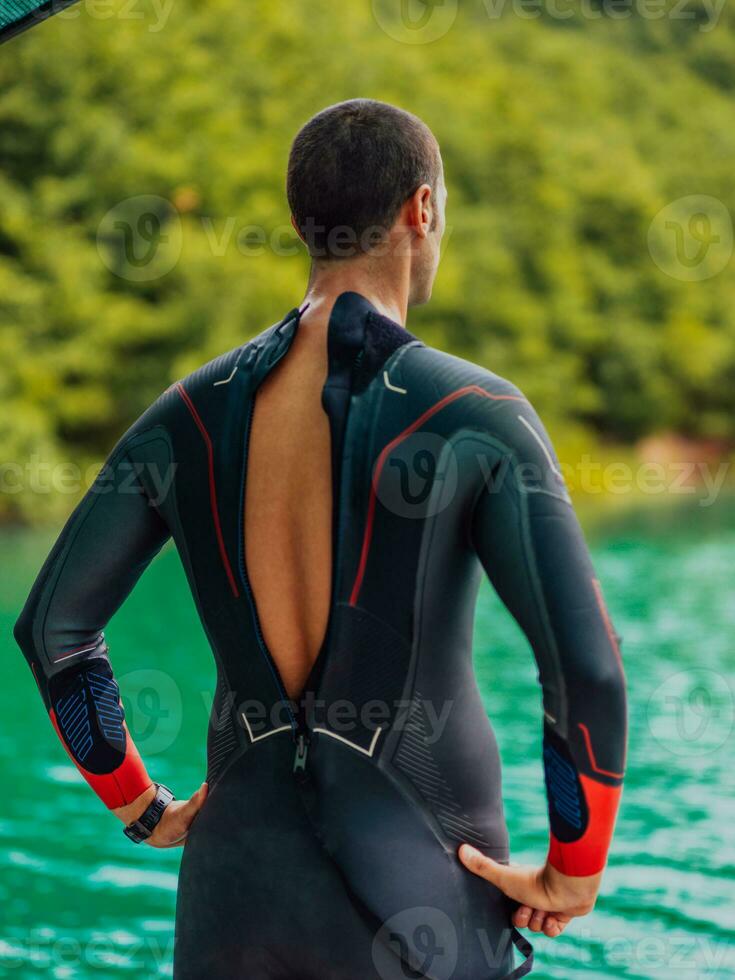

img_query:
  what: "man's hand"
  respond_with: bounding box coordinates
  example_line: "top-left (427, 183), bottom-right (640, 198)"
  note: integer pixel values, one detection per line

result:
top-left (147, 782), bottom-right (208, 848)
top-left (114, 782), bottom-right (209, 849)
top-left (458, 844), bottom-right (602, 939)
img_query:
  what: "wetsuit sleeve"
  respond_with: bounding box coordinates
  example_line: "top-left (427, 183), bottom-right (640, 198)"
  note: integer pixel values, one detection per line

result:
top-left (13, 439), bottom-right (171, 809)
top-left (470, 393), bottom-right (627, 877)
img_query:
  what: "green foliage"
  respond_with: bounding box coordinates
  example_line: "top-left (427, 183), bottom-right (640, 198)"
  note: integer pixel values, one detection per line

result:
top-left (1, 0), bottom-right (734, 521)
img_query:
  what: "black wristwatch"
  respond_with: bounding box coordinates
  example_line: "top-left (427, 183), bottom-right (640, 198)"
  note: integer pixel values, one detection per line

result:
top-left (124, 783), bottom-right (175, 844)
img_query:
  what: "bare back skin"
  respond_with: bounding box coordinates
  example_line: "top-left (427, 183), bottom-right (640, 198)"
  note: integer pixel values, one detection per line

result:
top-left (244, 311), bottom-right (333, 701)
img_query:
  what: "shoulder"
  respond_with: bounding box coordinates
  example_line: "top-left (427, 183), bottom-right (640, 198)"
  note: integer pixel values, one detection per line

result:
top-left (122, 327), bottom-right (273, 449)
top-left (399, 342), bottom-right (527, 409)
top-left (399, 343), bottom-right (565, 479)
top-left (177, 341), bottom-right (252, 396)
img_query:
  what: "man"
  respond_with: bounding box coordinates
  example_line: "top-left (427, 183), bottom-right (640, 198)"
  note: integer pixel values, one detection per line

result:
top-left (15, 99), bottom-right (627, 979)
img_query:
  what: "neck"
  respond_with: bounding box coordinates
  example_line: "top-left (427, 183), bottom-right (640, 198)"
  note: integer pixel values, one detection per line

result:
top-left (301, 254), bottom-right (410, 327)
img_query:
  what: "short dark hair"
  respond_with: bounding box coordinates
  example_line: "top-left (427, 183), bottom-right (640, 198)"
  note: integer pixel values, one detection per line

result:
top-left (287, 99), bottom-right (441, 260)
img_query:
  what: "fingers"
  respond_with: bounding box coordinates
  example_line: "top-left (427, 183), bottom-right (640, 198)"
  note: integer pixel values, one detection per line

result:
top-left (513, 905), bottom-right (571, 938)
top-left (459, 845), bottom-right (578, 940)
top-left (523, 910), bottom-right (556, 937)
top-left (458, 845), bottom-right (551, 911)
top-left (512, 905), bottom-right (534, 929)
top-left (542, 915), bottom-right (565, 938)
top-left (538, 913), bottom-right (571, 938)
top-left (171, 782), bottom-right (208, 837)
top-left (512, 906), bottom-right (549, 934)
top-left (147, 783), bottom-right (209, 848)
top-left (179, 782), bottom-right (208, 819)
top-left (458, 844), bottom-right (505, 885)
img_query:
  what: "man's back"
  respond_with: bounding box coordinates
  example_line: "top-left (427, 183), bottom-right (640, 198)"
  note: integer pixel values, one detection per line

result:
top-left (245, 308), bottom-right (333, 699)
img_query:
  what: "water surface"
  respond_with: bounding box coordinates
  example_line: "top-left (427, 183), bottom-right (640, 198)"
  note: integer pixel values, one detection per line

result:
top-left (1, 499), bottom-right (733, 978)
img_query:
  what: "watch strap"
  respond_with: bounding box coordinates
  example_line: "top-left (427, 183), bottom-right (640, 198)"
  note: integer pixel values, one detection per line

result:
top-left (124, 783), bottom-right (175, 843)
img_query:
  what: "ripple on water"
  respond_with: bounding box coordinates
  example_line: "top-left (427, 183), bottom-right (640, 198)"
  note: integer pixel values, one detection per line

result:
top-left (89, 866), bottom-right (179, 892)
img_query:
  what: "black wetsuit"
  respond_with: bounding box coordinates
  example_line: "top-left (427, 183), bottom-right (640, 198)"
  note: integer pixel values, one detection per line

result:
top-left (15, 292), bottom-right (627, 980)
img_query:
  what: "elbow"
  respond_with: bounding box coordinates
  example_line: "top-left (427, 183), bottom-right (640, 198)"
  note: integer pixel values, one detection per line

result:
top-left (13, 599), bottom-right (37, 660)
top-left (570, 657), bottom-right (628, 733)
top-left (587, 662), bottom-right (627, 716)
top-left (595, 658), bottom-right (627, 698)
top-left (577, 638), bottom-right (627, 700)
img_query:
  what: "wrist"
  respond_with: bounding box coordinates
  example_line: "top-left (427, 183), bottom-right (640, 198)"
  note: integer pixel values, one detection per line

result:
top-left (113, 783), bottom-right (156, 825)
top-left (543, 861), bottom-right (602, 916)
top-left (122, 783), bottom-right (175, 844)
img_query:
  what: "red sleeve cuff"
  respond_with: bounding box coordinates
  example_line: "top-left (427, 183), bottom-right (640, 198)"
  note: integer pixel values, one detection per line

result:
top-left (50, 711), bottom-right (152, 809)
top-left (548, 775), bottom-right (622, 876)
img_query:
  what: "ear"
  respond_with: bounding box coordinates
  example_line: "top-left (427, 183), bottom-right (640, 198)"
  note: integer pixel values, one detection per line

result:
top-left (405, 184), bottom-right (433, 240)
top-left (291, 214), bottom-right (306, 243)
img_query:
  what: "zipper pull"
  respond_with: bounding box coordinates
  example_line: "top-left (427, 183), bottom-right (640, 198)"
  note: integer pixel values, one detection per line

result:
top-left (293, 733), bottom-right (309, 775)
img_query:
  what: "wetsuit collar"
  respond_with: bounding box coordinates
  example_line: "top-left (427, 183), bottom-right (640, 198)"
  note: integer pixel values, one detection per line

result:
top-left (328, 291), bottom-right (379, 346)
top-left (252, 291), bottom-right (415, 392)
top-left (326, 292), bottom-right (376, 378)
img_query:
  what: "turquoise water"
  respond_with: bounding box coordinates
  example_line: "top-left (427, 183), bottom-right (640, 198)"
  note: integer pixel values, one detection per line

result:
top-left (1, 500), bottom-right (733, 978)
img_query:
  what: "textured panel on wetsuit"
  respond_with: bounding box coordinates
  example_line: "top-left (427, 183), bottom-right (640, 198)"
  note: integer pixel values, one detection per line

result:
top-left (206, 672), bottom-right (239, 785)
top-left (393, 691), bottom-right (492, 849)
top-left (50, 662), bottom-right (127, 773)
top-left (314, 604), bottom-right (412, 751)
top-left (543, 728), bottom-right (589, 843)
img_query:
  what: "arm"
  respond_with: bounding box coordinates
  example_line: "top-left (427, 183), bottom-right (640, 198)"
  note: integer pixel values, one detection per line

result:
top-left (14, 439), bottom-right (171, 814)
top-left (459, 393), bottom-right (627, 934)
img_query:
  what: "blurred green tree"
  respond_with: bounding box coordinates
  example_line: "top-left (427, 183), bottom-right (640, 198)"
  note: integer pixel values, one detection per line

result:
top-left (1, 0), bottom-right (734, 521)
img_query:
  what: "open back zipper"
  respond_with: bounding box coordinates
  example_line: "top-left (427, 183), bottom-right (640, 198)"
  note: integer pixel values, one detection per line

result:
top-left (237, 302), bottom-right (365, 778)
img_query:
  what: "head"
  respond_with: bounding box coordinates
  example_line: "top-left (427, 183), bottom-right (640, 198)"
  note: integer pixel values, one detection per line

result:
top-left (287, 99), bottom-right (446, 307)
